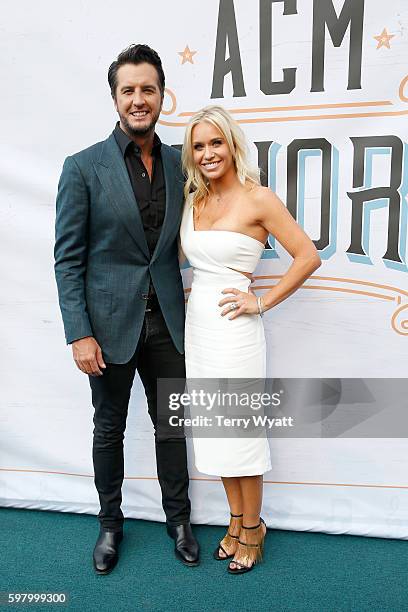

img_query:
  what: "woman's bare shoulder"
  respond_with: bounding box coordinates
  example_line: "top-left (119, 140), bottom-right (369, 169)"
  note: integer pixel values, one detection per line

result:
top-left (246, 184), bottom-right (281, 211)
top-left (248, 184), bottom-right (277, 200)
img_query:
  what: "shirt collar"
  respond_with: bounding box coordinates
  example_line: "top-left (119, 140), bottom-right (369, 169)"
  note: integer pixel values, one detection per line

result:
top-left (113, 122), bottom-right (162, 157)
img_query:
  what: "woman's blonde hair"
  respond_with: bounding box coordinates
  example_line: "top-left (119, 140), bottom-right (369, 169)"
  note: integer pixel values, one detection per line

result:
top-left (181, 105), bottom-right (260, 212)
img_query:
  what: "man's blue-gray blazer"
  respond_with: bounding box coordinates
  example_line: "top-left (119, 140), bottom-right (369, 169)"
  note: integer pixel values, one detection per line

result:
top-left (54, 132), bottom-right (185, 364)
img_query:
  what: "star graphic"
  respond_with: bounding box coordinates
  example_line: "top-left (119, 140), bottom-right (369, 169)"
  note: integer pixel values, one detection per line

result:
top-left (178, 45), bottom-right (197, 65)
top-left (374, 27), bottom-right (396, 49)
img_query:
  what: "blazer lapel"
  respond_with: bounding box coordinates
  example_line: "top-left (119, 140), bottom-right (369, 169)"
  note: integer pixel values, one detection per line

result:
top-left (151, 146), bottom-right (180, 264)
top-left (94, 134), bottom-right (150, 259)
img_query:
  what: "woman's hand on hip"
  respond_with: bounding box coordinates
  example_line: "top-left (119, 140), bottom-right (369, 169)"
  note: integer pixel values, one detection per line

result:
top-left (218, 288), bottom-right (259, 319)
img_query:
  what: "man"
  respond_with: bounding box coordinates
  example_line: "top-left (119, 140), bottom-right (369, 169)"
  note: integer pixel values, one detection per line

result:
top-left (54, 44), bottom-right (199, 574)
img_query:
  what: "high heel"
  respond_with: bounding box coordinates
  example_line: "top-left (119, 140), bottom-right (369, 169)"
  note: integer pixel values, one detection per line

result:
top-left (227, 517), bottom-right (266, 574)
top-left (213, 512), bottom-right (243, 560)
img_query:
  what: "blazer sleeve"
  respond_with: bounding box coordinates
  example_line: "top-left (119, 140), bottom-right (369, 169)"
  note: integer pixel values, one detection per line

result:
top-left (54, 155), bottom-right (93, 344)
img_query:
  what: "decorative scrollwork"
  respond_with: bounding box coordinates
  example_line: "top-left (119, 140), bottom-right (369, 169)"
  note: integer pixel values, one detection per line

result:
top-left (391, 302), bottom-right (408, 336)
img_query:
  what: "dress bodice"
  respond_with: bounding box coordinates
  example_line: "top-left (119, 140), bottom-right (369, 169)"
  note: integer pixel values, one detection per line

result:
top-left (180, 196), bottom-right (265, 281)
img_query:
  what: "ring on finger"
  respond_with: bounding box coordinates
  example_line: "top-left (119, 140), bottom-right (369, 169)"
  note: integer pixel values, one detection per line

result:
top-left (229, 302), bottom-right (238, 311)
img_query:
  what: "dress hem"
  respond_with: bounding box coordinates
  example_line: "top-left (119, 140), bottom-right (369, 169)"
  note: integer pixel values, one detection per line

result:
top-left (195, 463), bottom-right (272, 478)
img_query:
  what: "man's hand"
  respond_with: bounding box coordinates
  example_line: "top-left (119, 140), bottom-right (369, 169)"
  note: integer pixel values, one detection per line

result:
top-left (72, 336), bottom-right (106, 376)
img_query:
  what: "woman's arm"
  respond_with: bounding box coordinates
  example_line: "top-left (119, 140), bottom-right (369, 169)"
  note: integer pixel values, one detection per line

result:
top-left (256, 187), bottom-right (321, 311)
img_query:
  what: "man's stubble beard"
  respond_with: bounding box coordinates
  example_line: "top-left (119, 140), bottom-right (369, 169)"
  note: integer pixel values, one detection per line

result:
top-left (120, 108), bottom-right (161, 138)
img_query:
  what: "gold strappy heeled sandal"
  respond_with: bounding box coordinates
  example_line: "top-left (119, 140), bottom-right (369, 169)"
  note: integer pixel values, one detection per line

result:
top-left (227, 517), bottom-right (266, 574)
top-left (213, 512), bottom-right (243, 560)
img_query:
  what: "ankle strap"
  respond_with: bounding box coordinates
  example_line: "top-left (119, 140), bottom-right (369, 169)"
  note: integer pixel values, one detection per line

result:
top-left (230, 512), bottom-right (243, 518)
top-left (242, 517), bottom-right (265, 530)
top-left (242, 522), bottom-right (261, 530)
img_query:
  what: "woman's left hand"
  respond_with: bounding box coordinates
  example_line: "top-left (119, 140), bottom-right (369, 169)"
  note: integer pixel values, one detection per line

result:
top-left (218, 288), bottom-right (259, 319)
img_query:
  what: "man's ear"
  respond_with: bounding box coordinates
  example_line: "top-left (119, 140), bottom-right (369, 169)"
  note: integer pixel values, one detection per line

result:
top-left (113, 94), bottom-right (118, 112)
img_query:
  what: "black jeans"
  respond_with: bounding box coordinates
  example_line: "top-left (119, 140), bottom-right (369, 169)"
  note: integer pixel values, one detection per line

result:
top-left (89, 306), bottom-right (190, 531)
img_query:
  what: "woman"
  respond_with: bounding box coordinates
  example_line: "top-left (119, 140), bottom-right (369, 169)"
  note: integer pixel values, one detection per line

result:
top-left (180, 106), bottom-right (321, 573)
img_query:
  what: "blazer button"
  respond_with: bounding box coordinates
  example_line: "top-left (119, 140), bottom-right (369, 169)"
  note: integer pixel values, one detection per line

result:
top-left (141, 293), bottom-right (149, 300)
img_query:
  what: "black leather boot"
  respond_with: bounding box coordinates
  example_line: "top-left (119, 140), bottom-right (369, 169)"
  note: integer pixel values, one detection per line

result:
top-left (93, 529), bottom-right (123, 575)
top-left (166, 523), bottom-right (200, 567)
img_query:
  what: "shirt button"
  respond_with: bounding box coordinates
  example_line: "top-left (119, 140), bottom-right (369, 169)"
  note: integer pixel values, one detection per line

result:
top-left (142, 172), bottom-right (146, 178)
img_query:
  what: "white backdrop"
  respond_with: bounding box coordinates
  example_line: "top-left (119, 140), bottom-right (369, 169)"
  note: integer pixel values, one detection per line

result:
top-left (1, 0), bottom-right (407, 539)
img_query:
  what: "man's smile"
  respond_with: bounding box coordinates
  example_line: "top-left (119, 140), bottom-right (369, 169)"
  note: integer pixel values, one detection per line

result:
top-left (130, 110), bottom-right (149, 118)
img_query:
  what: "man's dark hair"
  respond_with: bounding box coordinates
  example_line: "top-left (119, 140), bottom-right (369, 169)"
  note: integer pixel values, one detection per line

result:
top-left (108, 44), bottom-right (165, 98)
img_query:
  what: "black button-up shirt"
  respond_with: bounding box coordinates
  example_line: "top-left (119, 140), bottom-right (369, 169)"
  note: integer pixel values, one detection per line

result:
top-left (114, 123), bottom-right (166, 300)
top-left (113, 123), bottom-right (166, 257)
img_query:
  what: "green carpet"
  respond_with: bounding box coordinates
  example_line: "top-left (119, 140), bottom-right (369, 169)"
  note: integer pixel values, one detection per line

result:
top-left (1, 508), bottom-right (406, 611)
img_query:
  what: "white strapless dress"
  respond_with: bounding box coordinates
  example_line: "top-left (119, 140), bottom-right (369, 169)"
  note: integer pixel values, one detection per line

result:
top-left (180, 196), bottom-right (272, 477)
